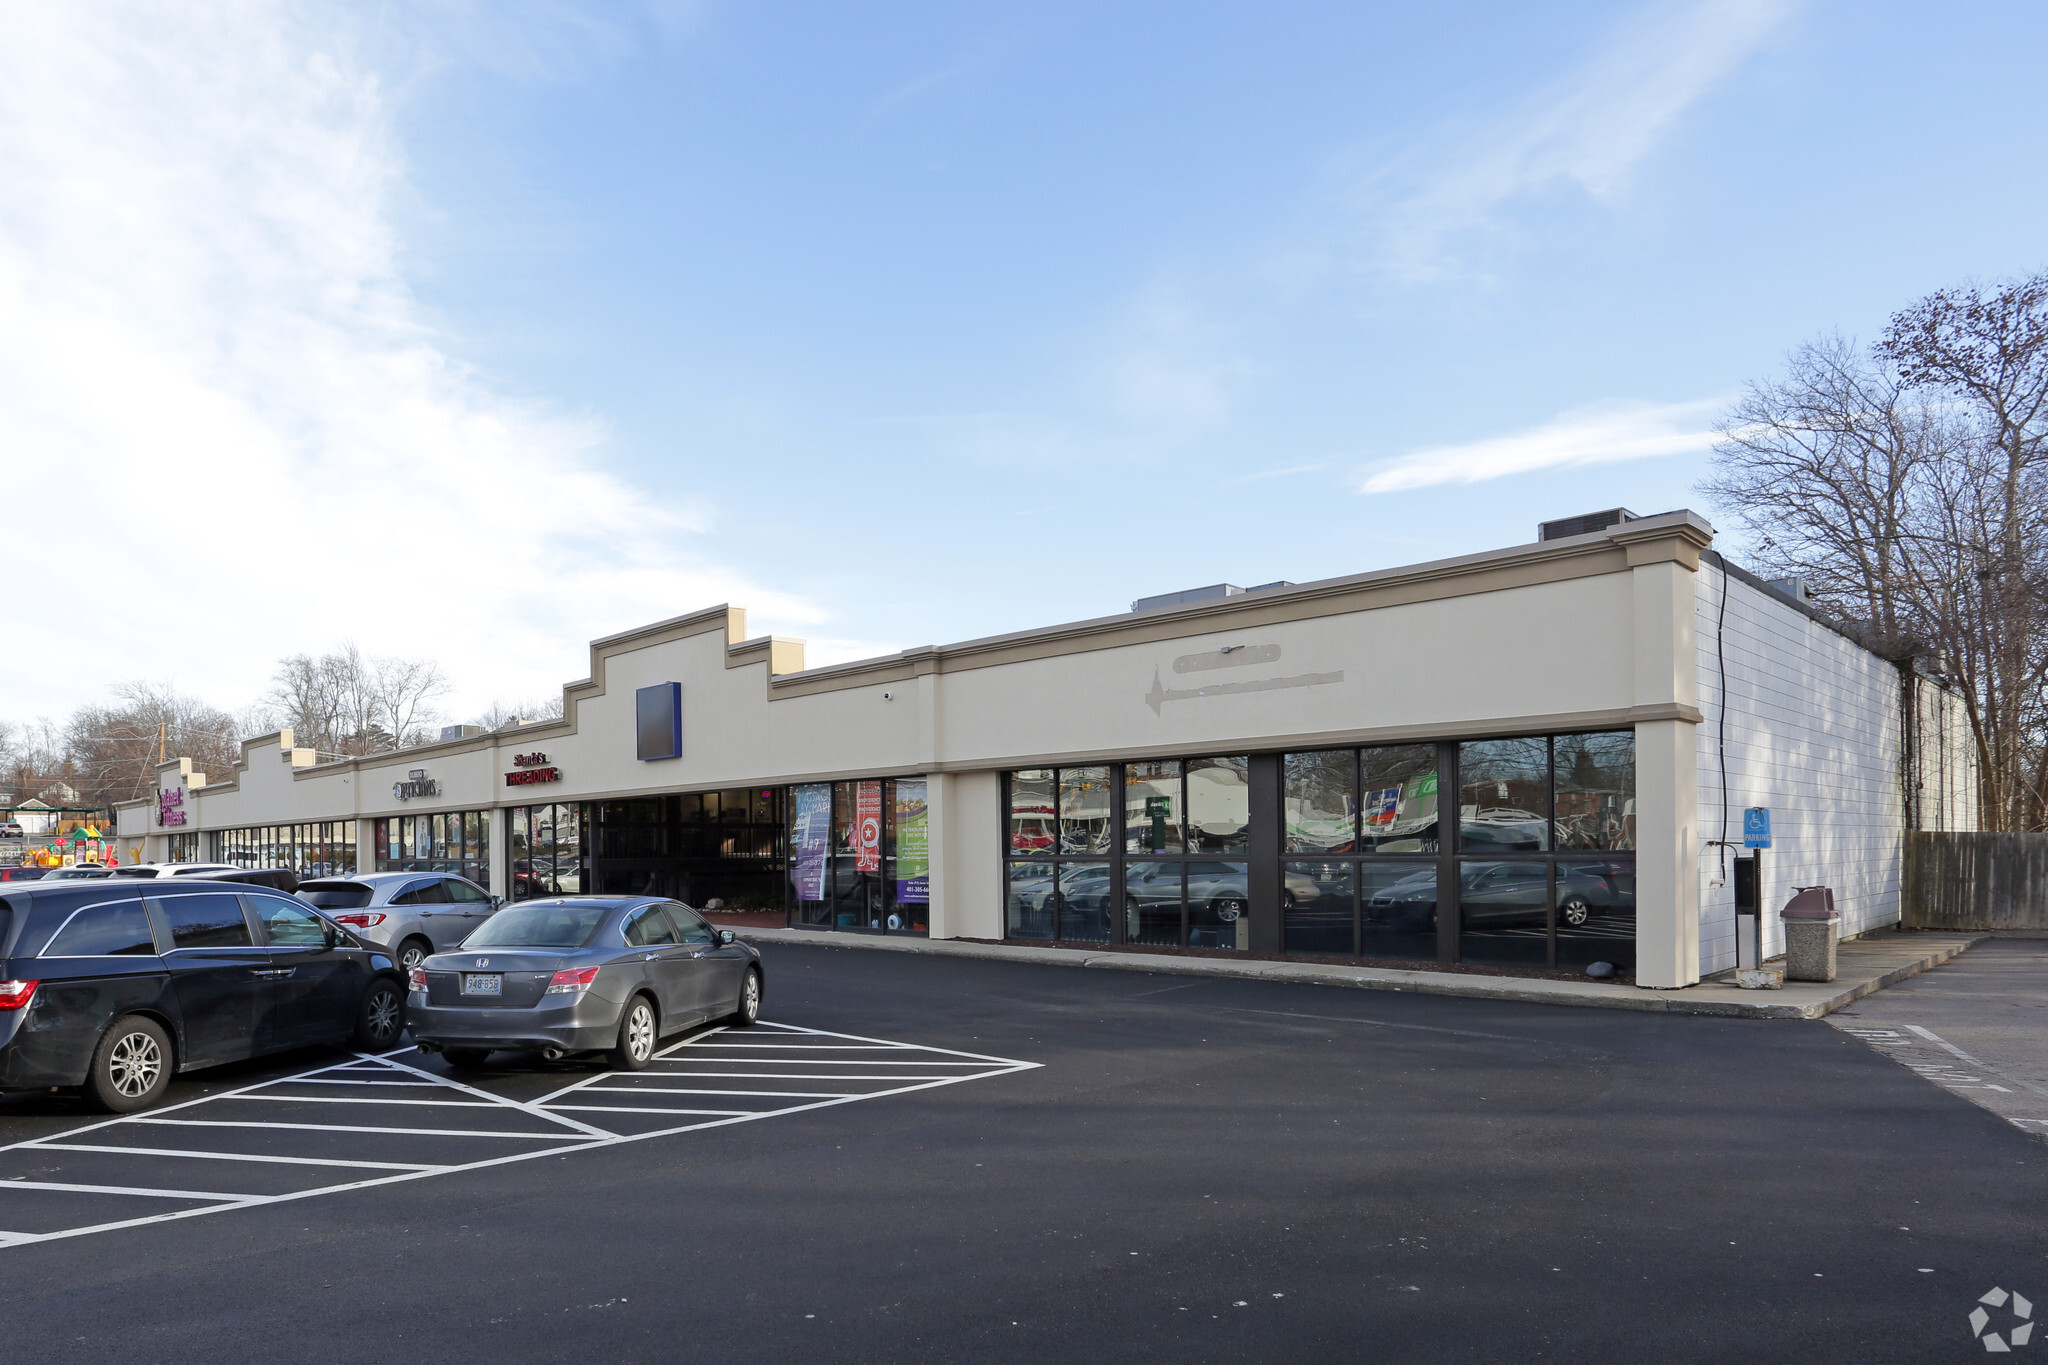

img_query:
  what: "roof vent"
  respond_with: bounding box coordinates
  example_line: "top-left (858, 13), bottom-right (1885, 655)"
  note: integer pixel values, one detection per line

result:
top-left (439, 724), bottom-right (485, 743)
top-left (1132, 583), bottom-right (1242, 613)
top-left (1767, 577), bottom-right (1816, 605)
top-left (1539, 508), bottom-right (1638, 541)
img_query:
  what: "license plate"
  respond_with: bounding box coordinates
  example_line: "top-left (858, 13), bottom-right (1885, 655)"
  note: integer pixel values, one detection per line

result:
top-left (462, 973), bottom-right (502, 996)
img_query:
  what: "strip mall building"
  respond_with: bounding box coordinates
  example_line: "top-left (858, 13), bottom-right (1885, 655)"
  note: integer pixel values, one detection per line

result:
top-left (115, 510), bottom-right (1977, 989)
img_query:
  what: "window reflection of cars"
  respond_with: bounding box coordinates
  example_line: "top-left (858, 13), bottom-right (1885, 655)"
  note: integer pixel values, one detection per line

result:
top-left (1364, 863), bottom-right (1621, 930)
top-left (1457, 808), bottom-right (1550, 852)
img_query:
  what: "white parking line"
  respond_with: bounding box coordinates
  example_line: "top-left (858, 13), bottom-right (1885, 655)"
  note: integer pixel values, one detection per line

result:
top-left (0, 1021), bottom-right (1038, 1249)
top-left (21, 1144), bottom-right (444, 1171)
top-left (0, 1179), bottom-right (259, 1201)
top-left (130, 1119), bottom-right (592, 1139)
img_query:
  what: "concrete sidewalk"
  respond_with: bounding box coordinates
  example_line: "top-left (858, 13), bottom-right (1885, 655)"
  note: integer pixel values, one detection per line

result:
top-left (738, 926), bottom-right (1985, 1019)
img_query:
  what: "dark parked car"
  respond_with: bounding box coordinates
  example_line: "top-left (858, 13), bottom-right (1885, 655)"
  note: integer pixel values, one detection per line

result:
top-left (410, 896), bottom-right (762, 1070)
top-left (0, 880), bottom-right (407, 1112)
top-left (0, 866), bottom-right (48, 882)
top-left (180, 866), bottom-right (300, 893)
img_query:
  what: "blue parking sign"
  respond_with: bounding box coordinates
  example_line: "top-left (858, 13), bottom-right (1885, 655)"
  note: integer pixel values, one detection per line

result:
top-left (1743, 808), bottom-right (1772, 849)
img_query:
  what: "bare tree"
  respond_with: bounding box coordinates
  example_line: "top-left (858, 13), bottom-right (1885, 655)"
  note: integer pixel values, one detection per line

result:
top-left (251, 642), bottom-right (451, 756)
top-left (65, 683), bottom-right (241, 809)
top-left (1703, 271), bottom-right (2048, 831)
top-left (1701, 335), bottom-right (1959, 648)
top-left (372, 655), bottom-right (449, 749)
top-left (1878, 278), bottom-right (2048, 831)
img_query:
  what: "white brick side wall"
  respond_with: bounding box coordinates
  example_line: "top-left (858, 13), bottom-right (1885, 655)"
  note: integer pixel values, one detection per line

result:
top-left (1693, 565), bottom-right (1905, 973)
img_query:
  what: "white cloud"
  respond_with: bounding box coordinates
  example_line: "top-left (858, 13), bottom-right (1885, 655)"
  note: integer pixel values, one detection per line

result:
top-left (1356, 398), bottom-right (1721, 494)
top-left (0, 2), bottom-right (821, 724)
top-left (1368, 0), bottom-right (1796, 277)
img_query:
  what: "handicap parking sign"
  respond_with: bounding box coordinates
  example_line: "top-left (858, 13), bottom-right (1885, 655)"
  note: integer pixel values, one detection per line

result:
top-left (1743, 808), bottom-right (1771, 849)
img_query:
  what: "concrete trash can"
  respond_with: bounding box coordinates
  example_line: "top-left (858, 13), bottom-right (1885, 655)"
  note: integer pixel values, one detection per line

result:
top-left (1781, 887), bottom-right (1839, 983)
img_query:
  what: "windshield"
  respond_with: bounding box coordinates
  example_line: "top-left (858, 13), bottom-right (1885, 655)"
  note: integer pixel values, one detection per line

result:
top-left (298, 882), bottom-right (373, 910)
top-left (461, 902), bottom-right (610, 950)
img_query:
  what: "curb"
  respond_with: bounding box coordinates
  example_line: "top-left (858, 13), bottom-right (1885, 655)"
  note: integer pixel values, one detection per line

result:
top-left (736, 927), bottom-right (1986, 1019)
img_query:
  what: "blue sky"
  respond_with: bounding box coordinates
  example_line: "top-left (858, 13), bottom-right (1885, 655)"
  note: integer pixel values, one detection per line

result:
top-left (4, 0), bottom-right (2045, 723)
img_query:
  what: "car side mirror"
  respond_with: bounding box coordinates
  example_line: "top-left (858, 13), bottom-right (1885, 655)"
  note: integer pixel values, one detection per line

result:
top-left (489, 895), bottom-right (503, 910)
top-left (718, 929), bottom-right (736, 945)
top-left (324, 925), bottom-right (340, 949)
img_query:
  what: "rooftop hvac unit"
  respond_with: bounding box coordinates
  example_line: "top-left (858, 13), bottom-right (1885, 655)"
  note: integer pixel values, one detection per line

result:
top-left (1538, 508), bottom-right (1638, 541)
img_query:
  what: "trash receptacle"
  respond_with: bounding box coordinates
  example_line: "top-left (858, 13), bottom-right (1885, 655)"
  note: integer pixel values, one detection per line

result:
top-left (1781, 887), bottom-right (1838, 983)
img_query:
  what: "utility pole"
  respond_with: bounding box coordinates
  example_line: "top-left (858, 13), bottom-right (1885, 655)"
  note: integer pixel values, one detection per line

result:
top-left (157, 723), bottom-right (166, 766)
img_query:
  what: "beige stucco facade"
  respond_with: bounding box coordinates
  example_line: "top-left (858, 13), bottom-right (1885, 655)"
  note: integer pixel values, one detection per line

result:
top-left (118, 512), bottom-right (1738, 986)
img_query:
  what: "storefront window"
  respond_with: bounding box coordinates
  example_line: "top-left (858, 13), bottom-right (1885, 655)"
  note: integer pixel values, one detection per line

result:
top-left (374, 812), bottom-right (489, 889)
top-left (785, 779), bottom-right (924, 934)
top-left (1058, 767), bottom-right (1112, 854)
top-left (212, 821), bottom-right (358, 878)
top-left (1005, 731), bottom-right (1631, 970)
top-left (1123, 761), bottom-right (1183, 854)
top-left (1454, 733), bottom-right (1636, 970)
top-left (509, 803), bottom-right (583, 900)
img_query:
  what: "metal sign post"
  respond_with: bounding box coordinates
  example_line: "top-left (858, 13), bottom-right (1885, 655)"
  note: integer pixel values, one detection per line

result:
top-left (1737, 808), bottom-right (1771, 968)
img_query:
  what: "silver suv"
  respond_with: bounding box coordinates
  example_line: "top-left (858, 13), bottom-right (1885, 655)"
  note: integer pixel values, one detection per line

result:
top-left (295, 871), bottom-right (503, 975)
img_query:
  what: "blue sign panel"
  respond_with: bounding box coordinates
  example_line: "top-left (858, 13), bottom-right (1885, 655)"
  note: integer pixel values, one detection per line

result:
top-left (635, 682), bottom-right (682, 761)
top-left (1743, 807), bottom-right (1772, 849)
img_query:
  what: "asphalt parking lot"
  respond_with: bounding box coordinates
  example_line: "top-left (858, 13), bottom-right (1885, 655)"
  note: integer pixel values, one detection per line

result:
top-left (1, 942), bottom-right (2043, 1363)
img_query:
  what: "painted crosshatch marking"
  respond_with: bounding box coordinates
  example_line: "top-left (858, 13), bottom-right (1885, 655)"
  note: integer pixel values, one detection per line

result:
top-left (0, 1023), bottom-right (1037, 1249)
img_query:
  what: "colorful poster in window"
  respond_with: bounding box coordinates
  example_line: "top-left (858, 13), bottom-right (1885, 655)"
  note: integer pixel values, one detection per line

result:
top-left (854, 780), bottom-right (883, 873)
top-left (793, 783), bottom-right (831, 900)
top-left (894, 779), bottom-right (929, 905)
top-left (1364, 786), bottom-right (1401, 828)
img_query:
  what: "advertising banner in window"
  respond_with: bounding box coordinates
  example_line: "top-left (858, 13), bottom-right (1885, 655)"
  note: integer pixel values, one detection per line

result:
top-left (793, 783), bottom-right (831, 901)
top-left (894, 779), bottom-right (929, 905)
top-left (854, 780), bottom-right (883, 873)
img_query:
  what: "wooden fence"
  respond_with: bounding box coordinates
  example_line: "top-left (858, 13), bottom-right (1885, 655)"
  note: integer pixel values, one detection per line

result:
top-left (1903, 831), bottom-right (2048, 931)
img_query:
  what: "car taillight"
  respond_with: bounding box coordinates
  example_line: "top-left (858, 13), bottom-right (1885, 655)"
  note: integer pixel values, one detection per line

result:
top-left (334, 912), bottom-right (386, 928)
top-left (408, 967), bottom-right (427, 992)
top-left (545, 967), bottom-right (600, 995)
top-left (0, 980), bottom-right (39, 1011)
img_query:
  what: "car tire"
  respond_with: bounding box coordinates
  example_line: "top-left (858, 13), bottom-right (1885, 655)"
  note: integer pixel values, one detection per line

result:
top-left (85, 1015), bottom-right (173, 1113)
top-left (611, 996), bottom-right (657, 1071)
top-left (1559, 896), bottom-right (1592, 928)
top-left (727, 967), bottom-right (762, 1027)
top-left (442, 1048), bottom-right (492, 1069)
top-left (395, 937), bottom-right (432, 977)
top-left (353, 979), bottom-right (406, 1051)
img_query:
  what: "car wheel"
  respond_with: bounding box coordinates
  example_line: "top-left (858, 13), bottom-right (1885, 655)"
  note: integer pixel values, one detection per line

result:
top-left (353, 979), bottom-right (406, 1050)
top-left (1559, 896), bottom-right (1592, 928)
top-left (1211, 897), bottom-right (1245, 923)
top-left (85, 1015), bottom-right (173, 1113)
top-left (442, 1048), bottom-right (492, 1069)
top-left (612, 996), bottom-right (657, 1071)
top-left (396, 937), bottom-right (432, 976)
top-left (728, 967), bottom-right (762, 1027)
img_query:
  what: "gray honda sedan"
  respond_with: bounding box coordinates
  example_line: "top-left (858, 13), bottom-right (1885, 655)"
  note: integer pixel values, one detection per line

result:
top-left (407, 896), bottom-right (763, 1070)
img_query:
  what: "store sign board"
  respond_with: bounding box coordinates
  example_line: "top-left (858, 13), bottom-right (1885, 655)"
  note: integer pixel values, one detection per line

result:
top-left (793, 783), bottom-right (830, 901)
top-left (393, 769), bottom-right (440, 802)
top-left (854, 780), bottom-right (883, 873)
top-left (506, 752), bottom-right (562, 787)
top-left (636, 683), bottom-right (682, 761)
top-left (894, 779), bottom-right (929, 905)
top-left (157, 787), bottom-right (188, 827)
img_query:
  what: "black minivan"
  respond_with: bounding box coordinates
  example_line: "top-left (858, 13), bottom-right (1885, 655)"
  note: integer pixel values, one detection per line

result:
top-left (0, 880), bottom-right (407, 1113)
